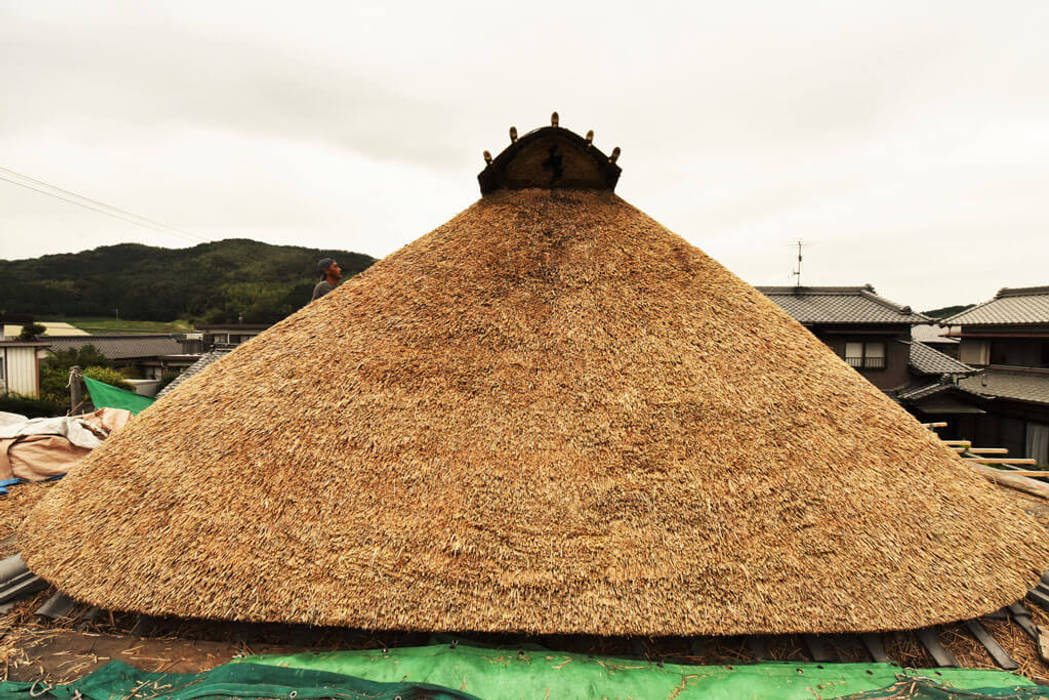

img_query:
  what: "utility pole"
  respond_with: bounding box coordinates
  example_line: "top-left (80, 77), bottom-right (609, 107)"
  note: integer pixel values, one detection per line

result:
top-left (791, 241), bottom-right (803, 287)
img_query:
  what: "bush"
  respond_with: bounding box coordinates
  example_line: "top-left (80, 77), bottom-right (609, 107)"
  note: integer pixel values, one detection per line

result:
top-left (40, 345), bottom-right (113, 401)
top-left (0, 393), bottom-right (64, 418)
top-left (83, 366), bottom-right (134, 391)
top-left (18, 323), bottom-right (46, 340)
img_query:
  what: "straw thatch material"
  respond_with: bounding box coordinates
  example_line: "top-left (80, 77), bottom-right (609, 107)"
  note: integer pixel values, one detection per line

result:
top-left (19, 129), bottom-right (1049, 636)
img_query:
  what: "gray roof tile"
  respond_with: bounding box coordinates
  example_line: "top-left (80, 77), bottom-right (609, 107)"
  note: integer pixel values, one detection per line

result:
top-left (45, 335), bottom-right (183, 360)
top-left (757, 286), bottom-right (929, 325)
top-left (905, 341), bottom-right (977, 376)
top-left (948, 286), bottom-right (1049, 325)
top-left (156, 349), bottom-right (231, 398)
top-left (959, 369), bottom-right (1049, 405)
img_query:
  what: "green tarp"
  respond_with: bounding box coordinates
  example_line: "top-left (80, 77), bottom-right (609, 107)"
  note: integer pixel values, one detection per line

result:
top-left (242, 643), bottom-right (1042, 699)
top-left (0, 645), bottom-right (1042, 700)
top-left (0, 660), bottom-right (479, 700)
top-left (83, 375), bottom-right (155, 415)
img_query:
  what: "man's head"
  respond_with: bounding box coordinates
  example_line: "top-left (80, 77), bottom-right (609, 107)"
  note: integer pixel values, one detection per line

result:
top-left (317, 257), bottom-right (342, 282)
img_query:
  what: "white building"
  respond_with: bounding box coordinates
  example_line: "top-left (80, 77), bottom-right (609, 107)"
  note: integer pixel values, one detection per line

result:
top-left (0, 340), bottom-right (50, 397)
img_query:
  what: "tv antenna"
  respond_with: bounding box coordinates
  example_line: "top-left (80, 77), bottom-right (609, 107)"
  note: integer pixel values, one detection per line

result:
top-left (791, 241), bottom-right (803, 287)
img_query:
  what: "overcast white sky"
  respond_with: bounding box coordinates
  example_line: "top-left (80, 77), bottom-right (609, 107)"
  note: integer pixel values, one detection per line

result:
top-left (1, 1), bottom-right (1048, 311)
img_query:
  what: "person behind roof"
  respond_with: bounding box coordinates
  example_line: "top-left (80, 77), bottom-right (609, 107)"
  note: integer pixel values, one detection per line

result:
top-left (311, 258), bottom-right (342, 301)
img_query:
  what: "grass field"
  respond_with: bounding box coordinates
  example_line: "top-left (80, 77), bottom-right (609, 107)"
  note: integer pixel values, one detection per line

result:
top-left (54, 317), bottom-right (195, 334)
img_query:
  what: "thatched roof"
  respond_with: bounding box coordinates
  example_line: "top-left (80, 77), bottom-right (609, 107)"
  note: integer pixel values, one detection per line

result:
top-left (20, 119), bottom-right (1049, 636)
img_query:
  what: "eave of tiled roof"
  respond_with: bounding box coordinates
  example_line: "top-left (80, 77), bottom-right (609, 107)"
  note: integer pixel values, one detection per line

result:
top-left (958, 369), bottom-right (1049, 406)
top-left (904, 340), bottom-right (977, 377)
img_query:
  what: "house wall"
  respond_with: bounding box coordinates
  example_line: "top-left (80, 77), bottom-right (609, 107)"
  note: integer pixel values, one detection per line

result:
top-left (811, 327), bottom-right (912, 392)
top-left (951, 401), bottom-right (1049, 465)
top-left (959, 340), bottom-right (989, 366)
top-left (1, 346), bottom-right (40, 397)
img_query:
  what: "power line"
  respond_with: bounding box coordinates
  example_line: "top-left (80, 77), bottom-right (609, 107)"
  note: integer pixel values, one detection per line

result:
top-left (0, 165), bottom-right (211, 244)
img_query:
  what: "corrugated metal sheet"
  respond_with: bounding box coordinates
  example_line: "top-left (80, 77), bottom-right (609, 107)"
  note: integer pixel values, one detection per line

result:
top-left (0, 345), bottom-right (40, 396)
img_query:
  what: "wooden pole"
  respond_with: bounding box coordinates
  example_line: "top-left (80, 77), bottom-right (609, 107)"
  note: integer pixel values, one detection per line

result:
top-left (68, 365), bottom-right (82, 415)
top-left (971, 463), bottom-right (1049, 499)
top-left (964, 458), bottom-right (1038, 465)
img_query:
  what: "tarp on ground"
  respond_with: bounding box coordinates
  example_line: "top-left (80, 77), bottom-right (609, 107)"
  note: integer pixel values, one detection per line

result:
top-left (0, 407), bottom-right (131, 481)
top-left (0, 648), bottom-right (1042, 700)
top-left (241, 644), bottom-right (1042, 700)
top-left (0, 660), bottom-right (479, 700)
top-left (83, 376), bottom-right (154, 415)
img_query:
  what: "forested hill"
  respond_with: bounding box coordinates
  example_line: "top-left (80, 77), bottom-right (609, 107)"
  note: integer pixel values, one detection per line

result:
top-left (0, 239), bottom-right (375, 324)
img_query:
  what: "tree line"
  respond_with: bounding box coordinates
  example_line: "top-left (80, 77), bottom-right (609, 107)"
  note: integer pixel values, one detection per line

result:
top-left (0, 238), bottom-right (374, 324)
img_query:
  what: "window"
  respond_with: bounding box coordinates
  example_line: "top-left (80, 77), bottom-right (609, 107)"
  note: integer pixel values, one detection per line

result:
top-left (989, 341), bottom-right (1049, 368)
top-left (844, 341), bottom-right (886, 369)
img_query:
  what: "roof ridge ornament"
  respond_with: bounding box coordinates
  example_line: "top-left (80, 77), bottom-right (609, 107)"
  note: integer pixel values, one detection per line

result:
top-left (478, 113), bottom-right (621, 195)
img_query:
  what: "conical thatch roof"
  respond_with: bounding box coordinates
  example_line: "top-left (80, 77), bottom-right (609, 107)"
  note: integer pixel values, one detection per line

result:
top-left (21, 118), bottom-right (1049, 636)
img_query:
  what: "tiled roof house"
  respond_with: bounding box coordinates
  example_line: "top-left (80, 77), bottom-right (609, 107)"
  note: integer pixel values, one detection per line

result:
top-left (945, 286), bottom-right (1049, 463)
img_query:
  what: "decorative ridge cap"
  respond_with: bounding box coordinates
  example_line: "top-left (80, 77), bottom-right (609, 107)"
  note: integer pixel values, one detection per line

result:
top-left (477, 114), bottom-right (622, 195)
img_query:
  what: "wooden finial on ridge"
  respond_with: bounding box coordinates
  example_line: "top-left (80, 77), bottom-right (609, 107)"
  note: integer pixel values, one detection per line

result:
top-left (551, 111), bottom-right (559, 127)
top-left (509, 126), bottom-right (518, 143)
top-left (585, 130), bottom-right (594, 148)
top-left (609, 146), bottom-right (621, 163)
top-left (483, 150), bottom-right (493, 165)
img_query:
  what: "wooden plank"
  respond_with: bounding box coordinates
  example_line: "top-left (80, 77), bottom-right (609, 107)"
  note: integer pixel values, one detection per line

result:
top-left (803, 635), bottom-right (834, 662)
top-left (966, 448), bottom-right (1009, 455)
top-left (915, 628), bottom-right (958, 667)
top-left (1008, 602), bottom-right (1039, 639)
top-left (1026, 588), bottom-right (1049, 615)
top-left (943, 440), bottom-right (972, 447)
top-left (923, 422), bottom-right (948, 428)
top-left (861, 633), bottom-right (891, 663)
top-left (981, 608), bottom-right (1008, 621)
top-left (35, 592), bottom-right (76, 620)
top-left (970, 463), bottom-right (1049, 499)
top-left (990, 470), bottom-right (1049, 478)
top-left (964, 458), bottom-right (1038, 465)
top-left (963, 619), bottom-right (1018, 670)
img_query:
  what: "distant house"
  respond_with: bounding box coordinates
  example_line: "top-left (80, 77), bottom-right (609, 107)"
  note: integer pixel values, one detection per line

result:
top-left (179, 324), bottom-right (270, 353)
top-left (910, 322), bottom-right (960, 358)
top-left (42, 335), bottom-right (200, 395)
top-left (946, 286), bottom-right (1049, 463)
top-left (758, 285), bottom-right (930, 393)
top-left (759, 285), bottom-right (980, 418)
